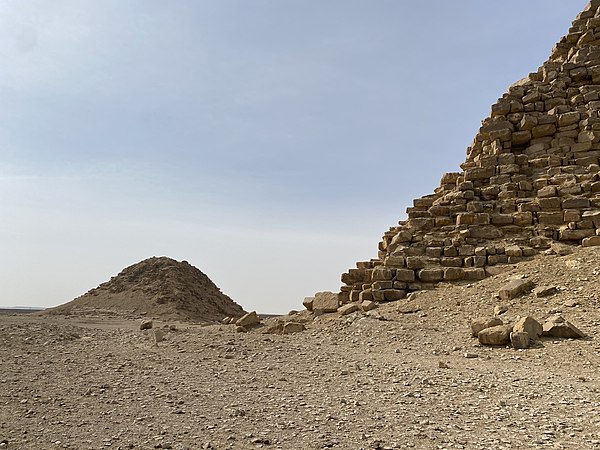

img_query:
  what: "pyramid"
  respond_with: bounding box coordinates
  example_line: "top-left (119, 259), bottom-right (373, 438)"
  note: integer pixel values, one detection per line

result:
top-left (340, 1), bottom-right (600, 304)
top-left (46, 257), bottom-right (246, 322)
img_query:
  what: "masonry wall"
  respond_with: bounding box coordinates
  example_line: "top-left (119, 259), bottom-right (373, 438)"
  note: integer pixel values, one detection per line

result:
top-left (340, 0), bottom-right (600, 304)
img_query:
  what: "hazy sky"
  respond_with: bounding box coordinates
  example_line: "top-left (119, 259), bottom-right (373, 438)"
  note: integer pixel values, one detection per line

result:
top-left (1, 1), bottom-right (589, 313)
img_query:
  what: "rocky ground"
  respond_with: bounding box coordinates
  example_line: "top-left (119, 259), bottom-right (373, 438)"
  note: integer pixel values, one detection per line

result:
top-left (3, 246), bottom-right (600, 450)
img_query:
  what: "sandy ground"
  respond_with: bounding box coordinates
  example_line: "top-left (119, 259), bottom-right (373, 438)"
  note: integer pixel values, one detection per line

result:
top-left (3, 247), bottom-right (600, 450)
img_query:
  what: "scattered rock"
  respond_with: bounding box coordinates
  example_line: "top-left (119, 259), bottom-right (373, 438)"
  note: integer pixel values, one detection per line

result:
top-left (498, 278), bottom-right (534, 300)
top-left (493, 305), bottom-right (509, 316)
top-left (563, 299), bottom-right (580, 308)
top-left (338, 303), bottom-right (359, 316)
top-left (464, 352), bottom-right (479, 359)
top-left (550, 242), bottom-right (574, 256)
top-left (312, 292), bottom-right (340, 313)
top-left (542, 315), bottom-right (585, 339)
top-left (438, 361), bottom-right (450, 369)
top-left (140, 320), bottom-right (153, 331)
top-left (478, 325), bottom-right (512, 346)
top-left (302, 297), bottom-right (314, 311)
top-left (471, 317), bottom-right (503, 337)
top-left (510, 331), bottom-right (530, 349)
top-left (153, 329), bottom-right (164, 344)
top-left (235, 325), bottom-right (247, 333)
top-left (513, 316), bottom-right (543, 340)
top-left (282, 322), bottom-right (305, 334)
top-left (236, 311), bottom-right (261, 328)
top-left (360, 300), bottom-right (377, 312)
top-left (222, 317), bottom-right (231, 324)
top-left (533, 285), bottom-right (558, 297)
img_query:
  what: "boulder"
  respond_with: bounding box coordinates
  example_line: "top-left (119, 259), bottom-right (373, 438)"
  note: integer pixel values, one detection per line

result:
top-left (533, 286), bottom-right (558, 297)
top-left (360, 300), bottom-right (377, 312)
top-left (312, 292), bottom-right (340, 313)
top-left (282, 322), bottom-right (305, 334)
top-left (498, 278), bottom-right (534, 300)
top-left (471, 317), bottom-right (503, 337)
top-left (140, 320), bottom-right (153, 330)
top-left (494, 305), bottom-right (509, 316)
top-left (513, 316), bottom-right (543, 340)
top-left (478, 325), bottom-right (512, 346)
top-left (542, 315), bottom-right (585, 339)
top-left (510, 331), bottom-right (530, 349)
top-left (302, 296), bottom-right (315, 311)
top-left (236, 311), bottom-right (261, 328)
top-left (338, 303), bottom-right (359, 316)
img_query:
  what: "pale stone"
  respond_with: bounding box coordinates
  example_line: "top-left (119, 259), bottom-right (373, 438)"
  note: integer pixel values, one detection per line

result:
top-left (338, 303), bottom-right (359, 316)
top-left (498, 278), bottom-right (534, 300)
top-left (478, 325), bottom-right (512, 346)
top-left (513, 316), bottom-right (543, 339)
top-left (582, 236), bottom-right (600, 247)
top-left (534, 286), bottom-right (558, 297)
top-left (312, 292), bottom-right (340, 313)
top-left (302, 296), bottom-right (314, 311)
top-left (236, 311), bottom-right (261, 327)
top-left (282, 322), bottom-right (305, 334)
top-left (510, 331), bottom-right (530, 349)
top-left (471, 317), bottom-right (503, 337)
top-left (360, 300), bottom-right (377, 312)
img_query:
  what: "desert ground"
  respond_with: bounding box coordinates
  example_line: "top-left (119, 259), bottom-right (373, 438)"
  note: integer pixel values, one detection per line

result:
top-left (3, 247), bottom-right (600, 450)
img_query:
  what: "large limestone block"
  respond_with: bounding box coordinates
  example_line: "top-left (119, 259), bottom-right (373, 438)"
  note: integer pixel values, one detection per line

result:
top-left (498, 278), bottom-right (534, 300)
top-left (513, 316), bottom-right (543, 340)
top-left (471, 317), bottom-right (503, 337)
top-left (282, 322), bottom-right (305, 334)
top-left (510, 331), bottom-right (530, 349)
top-left (302, 297), bottom-right (315, 311)
top-left (338, 303), bottom-right (359, 316)
top-left (313, 292), bottom-right (340, 313)
top-left (237, 311), bottom-right (261, 327)
top-left (542, 315), bottom-right (585, 339)
top-left (478, 325), bottom-right (512, 346)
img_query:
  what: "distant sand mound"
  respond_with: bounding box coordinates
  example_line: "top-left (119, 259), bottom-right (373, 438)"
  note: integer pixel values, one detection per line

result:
top-left (46, 257), bottom-right (245, 322)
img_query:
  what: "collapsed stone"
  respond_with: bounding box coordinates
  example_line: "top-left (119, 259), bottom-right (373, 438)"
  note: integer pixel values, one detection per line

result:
top-left (542, 315), bottom-right (585, 338)
top-left (498, 279), bottom-right (534, 300)
top-left (478, 325), bottom-right (512, 346)
top-left (510, 331), bottom-right (530, 349)
top-left (513, 316), bottom-right (543, 340)
top-left (311, 292), bottom-right (340, 313)
top-left (471, 317), bottom-right (503, 337)
top-left (236, 311), bottom-right (261, 328)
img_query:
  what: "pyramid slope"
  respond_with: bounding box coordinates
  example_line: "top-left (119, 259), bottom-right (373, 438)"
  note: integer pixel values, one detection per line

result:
top-left (340, 1), bottom-right (600, 303)
top-left (47, 257), bottom-right (245, 322)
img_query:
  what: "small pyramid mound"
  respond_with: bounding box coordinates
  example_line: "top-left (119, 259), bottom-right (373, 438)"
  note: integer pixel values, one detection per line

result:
top-left (47, 257), bottom-right (245, 322)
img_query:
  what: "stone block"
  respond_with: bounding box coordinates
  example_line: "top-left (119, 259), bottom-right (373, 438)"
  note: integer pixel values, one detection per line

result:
top-left (283, 322), bottom-right (306, 334)
top-left (313, 292), bottom-right (340, 313)
top-left (538, 197), bottom-right (562, 210)
top-left (559, 229), bottom-right (595, 240)
top-left (478, 325), bottom-right (512, 346)
top-left (510, 331), bottom-right (530, 349)
top-left (538, 212), bottom-right (564, 225)
top-left (303, 297), bottom-right (315, 311)
top-left (464, 268), bottom-right (486, 280)
top-left (418, 269), bottom-right (444, 283)
top-left (384, 289), bottom-right (406, 301)
top-left (371, 268), bottom-right (395, 281)
top-left (406, 257), bottom-right (425, 270)
top-left (338, 303), bottom-right (359, 316)
top-left (440, 257), bottom-right (462, 267)
top-left (498, 279), bottom-right (534, 300)
top-left (583, 236), bottom-right (600, 247)
top-left (513, 211), bottom-right (533, 226)
top-left (542, 315), bottom-right (585, 339)
top-left (562, 197), bottom-right (590, 209)
top-left (237, 311), bottom-right (261, 327)
top-left (491, 214), bottom-right (514, 225)
top-left (537, 185), bottom-right (557, 197)
top-left (395, 269), bottom-right (416, 282)
top-left (443, 267), bottom-right (465, 281)
top-left (513, 316), bottom-right (543, 340)
top-left (505, 245), bottom-right (522, 257)
top-left (471, 317), bottom-right (503, 337)
top-left (358, 289), bottom-right (373, 302)
top-left (361, 300), bottom-right (377, 312)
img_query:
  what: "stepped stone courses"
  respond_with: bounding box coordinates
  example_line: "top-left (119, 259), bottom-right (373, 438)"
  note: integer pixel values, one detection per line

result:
top-left (340, 1), bottom-right (600, 303)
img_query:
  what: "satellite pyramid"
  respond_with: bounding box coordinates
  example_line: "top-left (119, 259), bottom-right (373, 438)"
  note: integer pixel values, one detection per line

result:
top-left (47, 257), bottom-right (245, 322)
top-left (340, 1), bottom-right (600, 304)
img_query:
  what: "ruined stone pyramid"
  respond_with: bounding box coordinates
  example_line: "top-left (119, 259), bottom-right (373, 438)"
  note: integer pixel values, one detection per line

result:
top-left (340, 1), bottom-right (600, 304)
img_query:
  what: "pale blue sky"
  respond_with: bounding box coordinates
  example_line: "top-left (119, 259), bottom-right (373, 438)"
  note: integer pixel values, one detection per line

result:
top-left (1, 1), bottom-right (589, 313)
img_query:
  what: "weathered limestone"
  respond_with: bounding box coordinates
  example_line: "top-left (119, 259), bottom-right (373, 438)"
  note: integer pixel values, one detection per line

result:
top-left (312, 292), bottom-right (340, 313)
top-left (478, 325), bottom-right (512, 346)
top-left (498, 279), bottom-right (535, 300)
top-left (542, 315), bottom-right (586, 338)
top-left (513, 316), bottom-right (543, 340)
top-left (236, 311), bottom-right (261, 328)
top-left (339, 1), bottom-right (600, 302)
top-left (471, 317), bottom-right (503, 337)
top-left (510, 331), bottom-right (530, 349)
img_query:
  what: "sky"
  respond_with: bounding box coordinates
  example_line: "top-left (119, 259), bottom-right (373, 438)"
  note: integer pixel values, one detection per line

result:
top-left (0, 0), bottom-right (590, 313)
